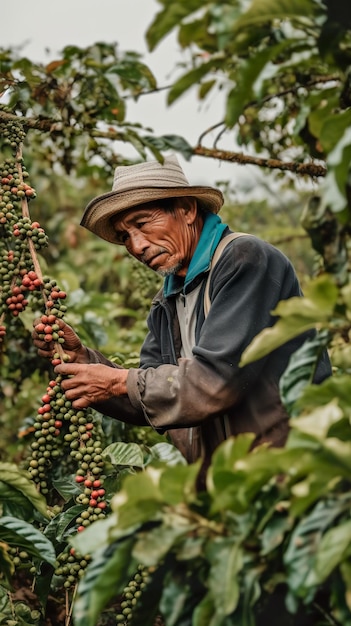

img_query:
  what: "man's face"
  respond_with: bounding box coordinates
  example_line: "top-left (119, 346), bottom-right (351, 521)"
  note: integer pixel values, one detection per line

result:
top-left (112, 202), bottom-right (198, 277)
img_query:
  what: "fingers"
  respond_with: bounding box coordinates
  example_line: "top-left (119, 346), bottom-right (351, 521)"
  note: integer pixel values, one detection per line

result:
top-left (54, 363), bottom-right (81, 377)
top-left (54, 363), bottom-right (92, 408)
top-left (32, 316), bottom-right (83, 363)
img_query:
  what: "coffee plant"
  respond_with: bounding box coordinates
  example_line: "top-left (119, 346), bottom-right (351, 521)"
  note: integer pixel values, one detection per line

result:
top-left (0, 108), bottom-right (171, 625)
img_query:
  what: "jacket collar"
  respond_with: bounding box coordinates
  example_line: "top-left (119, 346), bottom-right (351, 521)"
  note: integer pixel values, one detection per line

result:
top-left (164, 212), bottom-right (227, 297)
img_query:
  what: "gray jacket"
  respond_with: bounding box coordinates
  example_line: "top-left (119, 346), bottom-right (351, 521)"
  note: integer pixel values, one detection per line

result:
top-left (88, 227), bottom-right (331, 485)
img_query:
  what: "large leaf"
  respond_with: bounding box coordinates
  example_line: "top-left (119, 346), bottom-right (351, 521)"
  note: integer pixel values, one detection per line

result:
top-left (0, 517), bottom-right (56, 566)
top-left (110, 468), bottom-right (163, 530)
top-left (0, 463), bottom-right (49, 519)
top-left (72, 513), bottom-right (120, 555)
top-left (290, 401), bottom-right (343, 441)
top-left (148, 442), bottom-right (187, 466)
top-left (73, 539), bottom-right (136, 626)
top-left (319, 109), bottom-right (351, 154)
top-left (133, 516), bottom-right (197, 566)
top-left (296, 374), bottom-right (351, 413)
top-left (319, 125), bottom-right (351, 216)
top-left (0, 542), bottom-right (14, 587)
top-left (146, 0), bottom-right (205, 51)
top-left (45, 504), bottom-right (85, 543)
top-left (209, 439), bottom-right (283, 515)
top-left (167, 58), bottom-right (223, 105)
top-left (206, 538), bottom-right (243, 617)
top-left (226, 38), bottom-right (301, 127)
top-left (142, 134), bottom-right (193, 161)
top-left (230, 0), bottom-right (321, 35)
top-left (284, 495), bottom-right (351, 598)
top-left (311, 519), bottom-right (351, 585)
top-left (240, 274), bottom-right (338, 366)
top-left (102, 441), bottom-right (145, 468)
top-left (279, 329), bottom-right (330, 416)
top-left (159, 462), bottom-right (200, 505)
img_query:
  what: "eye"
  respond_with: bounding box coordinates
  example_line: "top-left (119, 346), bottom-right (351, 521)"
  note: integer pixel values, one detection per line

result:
top-left (136, 221), bottom-right (147, 229)
top-left (115, 231), bottom-right (129, 244)
top-left (121, 232), bottom-right (130, 243)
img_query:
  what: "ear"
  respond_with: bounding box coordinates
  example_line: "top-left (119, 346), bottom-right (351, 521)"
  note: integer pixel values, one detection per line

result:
top-left (178, 197), bottom-right (198, 224)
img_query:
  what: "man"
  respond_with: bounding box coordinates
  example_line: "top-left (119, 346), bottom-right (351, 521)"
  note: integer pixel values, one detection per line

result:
top-left (33, 155), bottom-right (331, 487)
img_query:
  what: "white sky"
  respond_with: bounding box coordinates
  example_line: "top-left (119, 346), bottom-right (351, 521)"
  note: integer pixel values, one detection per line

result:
top-left (2, 0), bottom-right (244, 188)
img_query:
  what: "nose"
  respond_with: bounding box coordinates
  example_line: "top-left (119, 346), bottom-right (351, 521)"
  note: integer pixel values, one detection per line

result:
top-left (127, 229), bottom-right (149, 257)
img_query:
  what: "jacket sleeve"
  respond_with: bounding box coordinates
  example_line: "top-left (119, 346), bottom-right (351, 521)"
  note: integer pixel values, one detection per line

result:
top-left (84, 347), bottom-right (148, 425)
top-left (126, 236), bottom-right (306, 432)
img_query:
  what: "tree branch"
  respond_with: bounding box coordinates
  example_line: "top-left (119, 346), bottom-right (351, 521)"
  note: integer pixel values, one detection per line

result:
top-left (0, 109), bottom-right (327, 178)
top-left (193, 145), bottom-right (327, 178)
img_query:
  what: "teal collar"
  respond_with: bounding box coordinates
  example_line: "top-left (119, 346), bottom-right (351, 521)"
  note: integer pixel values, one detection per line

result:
top-left (164, 212), bottom-right (227, 297)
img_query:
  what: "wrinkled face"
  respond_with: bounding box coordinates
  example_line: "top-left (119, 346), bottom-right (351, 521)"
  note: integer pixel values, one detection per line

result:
top-left (112, 200), bottom-right (200, 277)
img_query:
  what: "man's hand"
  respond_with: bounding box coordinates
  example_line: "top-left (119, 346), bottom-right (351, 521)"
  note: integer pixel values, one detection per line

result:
top-left (32, 319), bottom-right (89, 364)
top-left (54, 362), bottom-right (129, 409)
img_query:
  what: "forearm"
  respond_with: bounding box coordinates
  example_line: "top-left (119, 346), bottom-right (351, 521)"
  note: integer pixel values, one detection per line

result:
top-left (127, 356), bottom-right (249, 431)
top-left (91, 393), bottom-right (148, 426)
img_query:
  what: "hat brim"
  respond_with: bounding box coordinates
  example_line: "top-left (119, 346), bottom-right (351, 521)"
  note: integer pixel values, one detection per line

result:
top-left (80, 185), bottom-right (224, 244)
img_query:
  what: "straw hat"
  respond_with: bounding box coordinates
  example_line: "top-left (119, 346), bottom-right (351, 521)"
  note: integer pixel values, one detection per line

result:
top-left (80, 154), bottom-right (224, 244)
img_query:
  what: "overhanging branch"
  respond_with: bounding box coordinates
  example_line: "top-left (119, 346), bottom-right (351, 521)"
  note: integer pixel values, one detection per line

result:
top-left (0, 109), bottom-right (327, 178)
top-left (193, 145), bottom-right (327, 178)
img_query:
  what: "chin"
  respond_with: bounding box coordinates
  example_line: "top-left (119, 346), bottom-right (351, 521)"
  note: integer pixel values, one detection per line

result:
top-left (156, 261), bottom-right (183, 277)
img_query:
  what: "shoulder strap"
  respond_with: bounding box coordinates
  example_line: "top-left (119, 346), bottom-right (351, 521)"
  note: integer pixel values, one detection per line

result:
top-left (204, 232), bottom-right (249, 317)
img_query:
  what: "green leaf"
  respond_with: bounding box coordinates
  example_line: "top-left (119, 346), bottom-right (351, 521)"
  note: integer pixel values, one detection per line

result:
top-left (231, 0), bottom-right (321, 35)
top-left (167, 59), bottom-right (222, 105)
top-left (198, 79), bottom-right (216, 100)
top-left (193, 593), bottom-right (216, 626)
top-left (280, 329), bottom-right (330, 416)
top-left (207, 538), bottom-right (243, 616)
top-left (261, 513), bottom-right (294, 555)
top-left (0, 517), bottom-right (56, 566)
top-left (102, 441), bottom-right (145, 467)
top-left (312, 519), bottom-right (351, 585)
top-left (319, 126), bottom-right (351, 216)
top-left (319, 109), bottom-right (351, 154)
top-left (240, 274), bottom-right (338, 366)
top-left (146, 0), bottom-right (205, 51)
top-left (72, 513), bottom-right (120, 555)
top-left (290, 400), bottom-right (343, 440)
top-left (0, 463), bottom-right (49, 519)
top-left (110, 468), bottom-right (163, 530)
top-left (284, 496), bottom-right (346, 597)
top-left (133, 518), bottom-right (196, 566)
top-left (159, 462), bottom-right (200, 505)
top-left (209, 439), bottom-right (283, 515)
top-left (0, 542), bottom-right (14, 587)
top-left (297, 374), bottom-right (351, 413)
top-left (159, 566), bottom-right (204, 626)
top-left (143, 134), bottom-right (193, 160)
top-left (225, 39), bottom-right (296, 127)
top-left (73, 539), bottom-right (136, 626)
top-left (45, 504), bottom-right (85, 542)
top-left (148, 442), bottom-right (187, 466)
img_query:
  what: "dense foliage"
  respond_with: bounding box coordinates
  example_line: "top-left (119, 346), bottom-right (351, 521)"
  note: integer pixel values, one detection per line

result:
top-left (1, 0), bottom-right (351, 625)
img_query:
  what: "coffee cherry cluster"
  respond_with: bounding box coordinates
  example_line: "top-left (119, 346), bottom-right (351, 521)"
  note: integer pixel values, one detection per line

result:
top-left (0, 159), bottom-right (31, 231)
top-left (34, 313), bottom-right (65, 347)
top-left (1, 112), bottom-right (108, 595)
top-left (0, 116), bottom-right (27, 149)
top-left (0, 150), bottom-right (46, 341)
top-left (5, 284), bottom-right (29, 316)
top-left (55, 547), bottom-right (92, 589)
top-left (116, 565), bottom-right (153, 624)
top-left (26, 359), bottom-right (109, 588)
top-left (13, 217), bottom-right (47, 250)
top-left (7, 546), bottom-right (35, 575)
